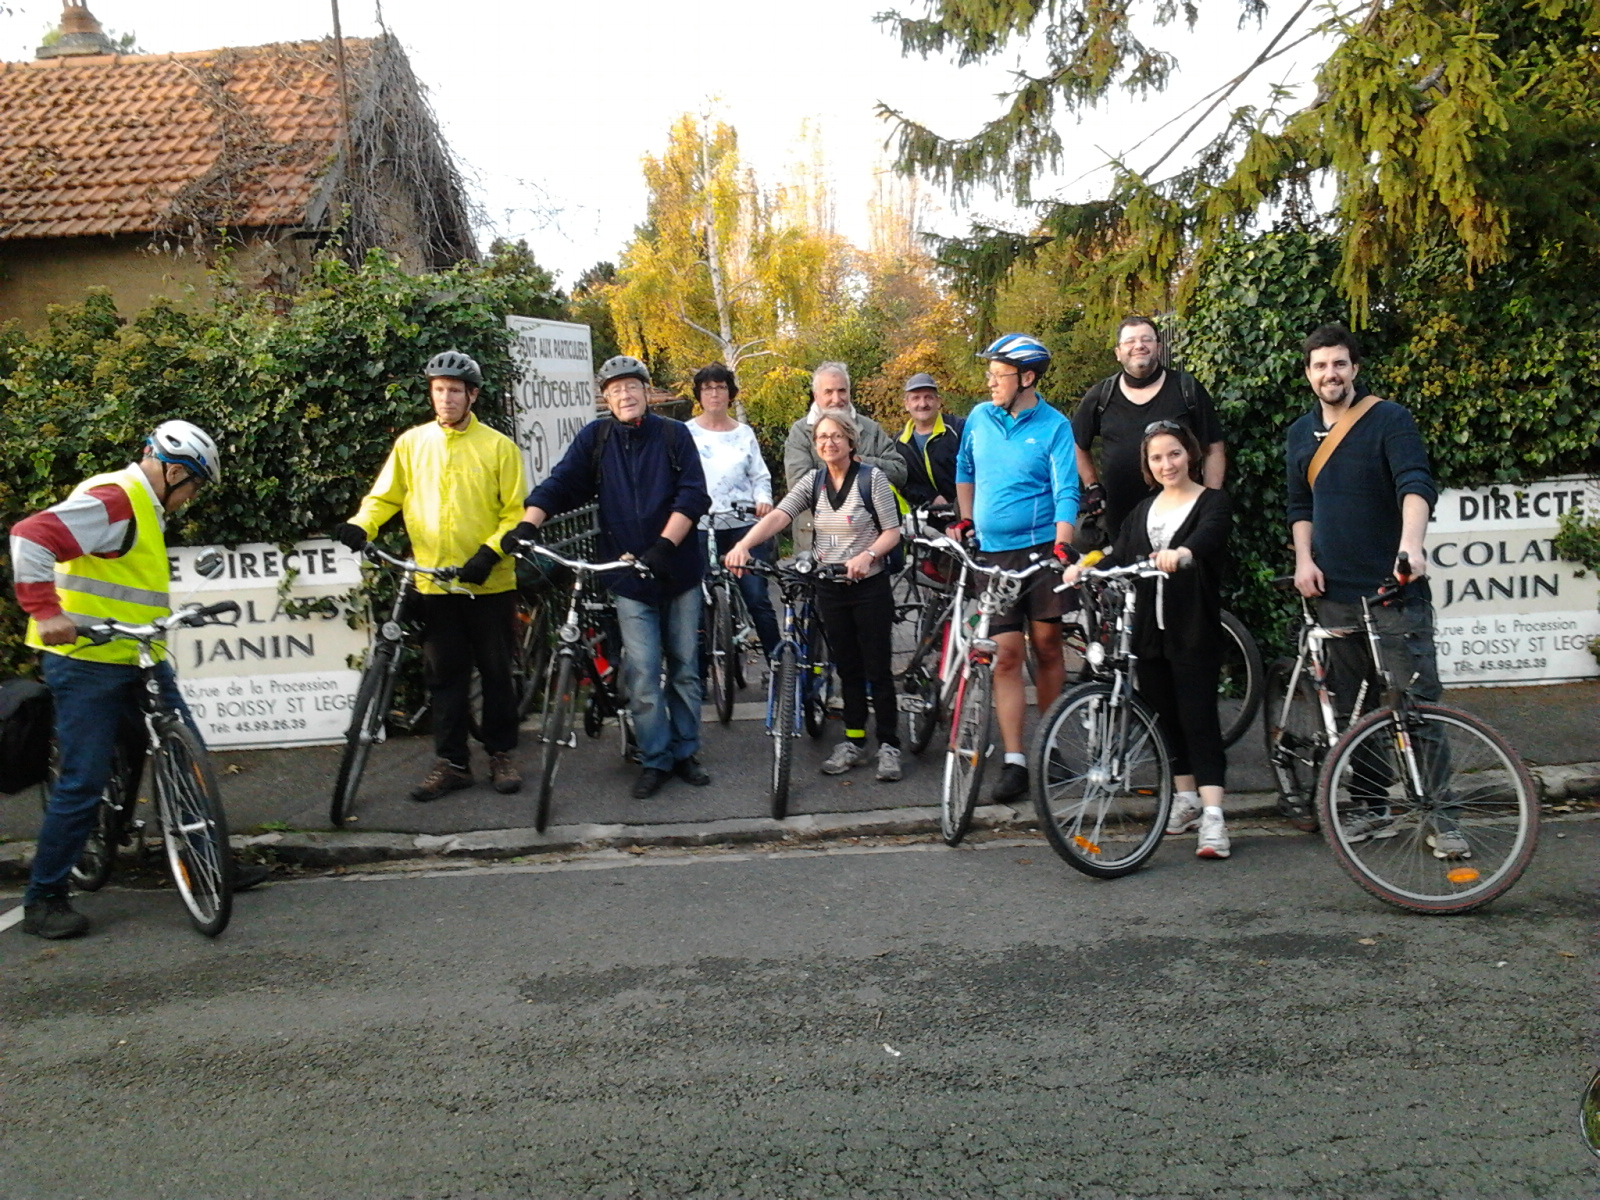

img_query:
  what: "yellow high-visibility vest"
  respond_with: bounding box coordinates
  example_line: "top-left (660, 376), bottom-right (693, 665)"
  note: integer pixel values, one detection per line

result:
top-left (26, 467), bottom-right (171, 665)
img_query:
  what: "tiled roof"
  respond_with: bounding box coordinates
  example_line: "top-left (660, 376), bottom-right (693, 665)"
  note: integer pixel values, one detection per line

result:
top-left (0, 39), bottom-right (373, 240)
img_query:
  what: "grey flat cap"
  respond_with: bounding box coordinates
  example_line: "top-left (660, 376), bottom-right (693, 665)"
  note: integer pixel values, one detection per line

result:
top-left (903, 372), bottom-right (939, 392)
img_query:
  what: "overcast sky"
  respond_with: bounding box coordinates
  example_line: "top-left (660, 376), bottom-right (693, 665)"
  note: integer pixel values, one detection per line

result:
top-left (1, 1), bottom-right (1332, 286)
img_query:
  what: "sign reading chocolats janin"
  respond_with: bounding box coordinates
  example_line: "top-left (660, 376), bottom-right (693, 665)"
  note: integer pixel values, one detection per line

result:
top-left (1428, 475), bottom-right (1599, 686)
top-left (163, 540), bottom-right (366, 749)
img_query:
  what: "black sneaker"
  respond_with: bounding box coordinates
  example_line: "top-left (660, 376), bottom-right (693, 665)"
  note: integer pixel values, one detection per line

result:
top-left (673, 756), bottom-right (711, 786)
top-left (992, 763), bottom-right (1029, 804)
top-left (21, 895), bottom-right (89, 940)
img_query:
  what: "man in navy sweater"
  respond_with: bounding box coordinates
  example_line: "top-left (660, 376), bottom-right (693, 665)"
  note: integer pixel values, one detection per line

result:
top-left (509, 356), bottom-right (712, 799)
top-left (1284, 325), bottom-right (1449, 847)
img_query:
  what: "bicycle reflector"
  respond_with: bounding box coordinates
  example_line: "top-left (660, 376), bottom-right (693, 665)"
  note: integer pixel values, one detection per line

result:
top-left (1073, 835), bottom-right (1102, 856)
top-left (1446, 867), bottom-right (1481, 885)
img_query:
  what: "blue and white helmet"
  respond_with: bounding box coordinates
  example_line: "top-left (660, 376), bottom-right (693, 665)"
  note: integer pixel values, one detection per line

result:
top-left (147, 420), bottom-right (220, 485)
top-left (979, 333), bottom-right (1052, 378)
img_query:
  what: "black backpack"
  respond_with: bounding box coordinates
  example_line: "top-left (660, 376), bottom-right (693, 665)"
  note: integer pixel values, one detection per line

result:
top-left (810, 463), bottom-right (905, 574)
top-left (1082, 367), bottom-right (1200, 431)
top-left (0, 678), bottom-right (53, 795)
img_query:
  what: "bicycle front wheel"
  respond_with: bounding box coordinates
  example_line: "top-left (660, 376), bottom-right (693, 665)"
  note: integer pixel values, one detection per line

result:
top-left (154, 720), bottom-right (233, 936)
top-left (1032, 682), bottom-right (1173, 878)
top-left (1316, 702), bottom-right (1538, 914)
top-left (330, 645), bottom-right (398, 828)
top-left (536, 655), bottom-right (579, 833)
top-left (769, 644), bottom-right (799, 819)
top-left (940, 661), bottom-right (993, 846)
top-left (1217, 610), bottom-right (1264, 748)
top-left (709, 583), bottom-right (737, 725)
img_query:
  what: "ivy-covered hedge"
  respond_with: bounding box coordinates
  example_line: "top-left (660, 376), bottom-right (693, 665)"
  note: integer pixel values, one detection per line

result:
top-left (0, 248), bottom-right (561, 677)
top-left (1180, 228), bottom-right (1600, 655)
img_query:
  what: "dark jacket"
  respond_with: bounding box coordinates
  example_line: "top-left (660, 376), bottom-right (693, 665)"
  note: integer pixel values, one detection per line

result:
top-left (894, 413), bottom-right (965, 508)
top-left (1284, 399), bottom-right (1436, 603)
top-left (1104, 487), bottom-right (1232, 662)
top-left (524, 413), bottom-right (711, 602)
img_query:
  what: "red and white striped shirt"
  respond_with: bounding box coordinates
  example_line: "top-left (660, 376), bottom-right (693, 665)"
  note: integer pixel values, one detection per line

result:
top-left (9, 465), bottom-right (166, 621)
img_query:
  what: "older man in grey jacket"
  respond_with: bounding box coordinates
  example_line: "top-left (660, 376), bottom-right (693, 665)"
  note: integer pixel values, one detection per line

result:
top-left (782, 362), bottom-right (909, 492)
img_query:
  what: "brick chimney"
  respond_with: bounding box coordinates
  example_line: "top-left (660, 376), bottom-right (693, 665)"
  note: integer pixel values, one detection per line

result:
top-left (36, 1), bottom-right (117, 59)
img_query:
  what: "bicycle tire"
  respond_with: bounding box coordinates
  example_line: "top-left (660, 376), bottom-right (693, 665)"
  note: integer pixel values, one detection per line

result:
top-left (330, 644), bottom-right (399, 828)
top-left (905, 605), bottom-right (949, 756)
top-left (1262, 657), bottom-right (1323, 832)
top-left (940, 660), bottom-right (993, 846)
top-left (154, 719), bottom-right (233, 936)
top-left (803, 614), bottom-right (832, 739)
top-left (536, 654), bottom-right (579, 833)
top-left (710, 583), bottom-right (737, 725)
top-left (770, 644), bottom-right (799, 819)
top-left (517, 600), bottom-right (553, 721)
top-left (1031, 682), bottom-right (1173, 878)
top-left (70, 744), bottom-right (131, 892)
top-left (1217, 610), bottom-right (1265, 748)
top-left (1316, 702), bottom-right (1538, 914)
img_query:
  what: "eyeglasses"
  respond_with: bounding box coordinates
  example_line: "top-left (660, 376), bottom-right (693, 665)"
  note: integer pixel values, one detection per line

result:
top-left (1119, 335), bottom-right (1159, 348)
top-left (1144, 419), bottom-right (1185, 436)
top-left (985, 370), bottom-right (1018, 384)
top-left (606, 380), bottom-right (646, 396)
top-left (815, 433), bottom-right (850, 444)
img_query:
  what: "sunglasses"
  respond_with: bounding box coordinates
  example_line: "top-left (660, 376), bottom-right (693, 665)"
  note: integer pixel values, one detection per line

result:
top-left (1144, 419), bottom-right (1186, 436)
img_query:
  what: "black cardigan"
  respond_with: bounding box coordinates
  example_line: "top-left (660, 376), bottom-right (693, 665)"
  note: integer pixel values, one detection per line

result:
top-left (1103, 486), bottom-right (1233, 662)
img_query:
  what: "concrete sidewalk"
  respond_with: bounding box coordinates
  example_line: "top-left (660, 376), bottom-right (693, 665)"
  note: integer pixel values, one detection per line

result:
top-left (2, 679), bottom-right (1595, 877)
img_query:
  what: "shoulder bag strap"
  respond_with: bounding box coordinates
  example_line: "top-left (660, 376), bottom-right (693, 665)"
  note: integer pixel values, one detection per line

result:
top-left (1307, 395), bottom-right (1384, 490)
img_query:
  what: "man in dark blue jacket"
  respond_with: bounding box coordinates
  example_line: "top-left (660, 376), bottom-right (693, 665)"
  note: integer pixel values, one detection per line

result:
top-left (509, 356), bottom-right (712, 799)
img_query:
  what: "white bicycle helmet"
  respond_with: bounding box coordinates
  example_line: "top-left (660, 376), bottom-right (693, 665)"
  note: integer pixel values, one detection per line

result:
top-left (147, 420), bottom-right (221, 485)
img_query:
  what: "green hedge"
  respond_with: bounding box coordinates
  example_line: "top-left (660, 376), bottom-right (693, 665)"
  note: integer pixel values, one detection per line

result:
top-left (0, 248), bottom-right (559, 678)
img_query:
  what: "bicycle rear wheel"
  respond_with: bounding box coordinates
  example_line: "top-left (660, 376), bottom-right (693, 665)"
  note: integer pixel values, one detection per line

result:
top-left (1031, 682), bottom-right (1173, 878)
top-left (1316, 702), bottom-right (1538, 914)
top-left (330, 645), bottom-right (398, 828)
top-left (154, 719), bottom-right (233, 936)
top-left (803, 615), bottom-right (833, 739)
top-left (1262, 657), bottom-right (1323, 831)
top-left (709, 582), bottom-right (737, 725)
top-left (940, 661), bottom-right (993, 846)
top-left (69, 743), bottom-right (134, 891)
top-left (1217, 610), bottom-right (1264, 748)
top-left (536, 655), bottom-right (579, 833)
top-left (904, 606), bottom-right (948, 756)
top-left (769, 644), bottom-right (799, 819)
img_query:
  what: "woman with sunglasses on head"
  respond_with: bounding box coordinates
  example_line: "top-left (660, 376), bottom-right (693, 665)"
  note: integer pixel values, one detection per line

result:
top-left (1063, 419), bottom-right (1235, 858)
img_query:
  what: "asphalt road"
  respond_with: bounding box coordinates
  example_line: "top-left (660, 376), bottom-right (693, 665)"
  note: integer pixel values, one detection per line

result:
top-left (2, 820), bottom-right (1597, 1199)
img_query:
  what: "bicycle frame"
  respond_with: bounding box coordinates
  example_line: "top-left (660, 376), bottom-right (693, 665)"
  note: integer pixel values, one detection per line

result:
top-left (1070, 561), bottom-right (1171, 784)
top-left (744, 558), bottom-right (836, 739)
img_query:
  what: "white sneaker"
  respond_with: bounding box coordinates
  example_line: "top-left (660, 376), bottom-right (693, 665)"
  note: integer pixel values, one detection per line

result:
top-left (1166, 792), bottom-right (1203, 835)
top-left (820, 741), bottom-right (866, 775)
top-left (876, 744), bottom-right (903, 782)
top-left (1427, 829), bottom-right (1472, 859)
top-left (1196, 809), bottom-right (1231, 859)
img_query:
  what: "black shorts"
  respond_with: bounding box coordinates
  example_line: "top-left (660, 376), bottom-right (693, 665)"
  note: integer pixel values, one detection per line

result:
top-left (978, 543), bottom-right (1066, 635)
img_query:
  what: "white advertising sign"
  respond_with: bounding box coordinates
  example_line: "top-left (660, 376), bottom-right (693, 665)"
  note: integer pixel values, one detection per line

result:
top-left (507, 315), bottom-right (594, 487)
top-left (1428, 475), bottom-right (1599, 686)
top-left (165, 540), bottom-right (365, 749)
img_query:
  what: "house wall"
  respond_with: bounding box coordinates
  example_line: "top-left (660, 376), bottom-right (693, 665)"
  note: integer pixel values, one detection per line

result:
top-left (0, 230), bottom-right (312, 328)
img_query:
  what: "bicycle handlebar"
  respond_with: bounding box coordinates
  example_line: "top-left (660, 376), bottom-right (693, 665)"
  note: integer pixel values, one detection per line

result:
top-left (76, 600), bottom-right (242, 645)
top-left (512, 541), bottom-right (651, 577)
top-left (912, 535), bottom-right (1056, 582)
top-left (360, 543), bottom-right (463, 582)
top-left (738, 557), bottom-right (850, 583)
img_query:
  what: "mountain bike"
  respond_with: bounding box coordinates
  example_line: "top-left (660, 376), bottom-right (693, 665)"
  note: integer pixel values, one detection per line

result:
top-left (915, 536), bottom-right (1056, 847)
top-left (1030, 560), bottom-right (1177, 878)
top-left (512, 542), bottom-right (646, 832)
top-left (72, 602), bottom-right (243, 935)
top-left (329, 545), bottom-right (473, 828)
top-left (1263, 558), bottom-right (1537, 913)
top-left (703, 503), bottom-right (765, 725)
top-left (739, 557), bottom-right (844, 819)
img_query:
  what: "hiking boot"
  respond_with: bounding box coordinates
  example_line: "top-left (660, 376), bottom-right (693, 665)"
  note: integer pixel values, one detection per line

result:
top-left (632, 767), bottom-right (670, 799)
top-left (1340, 807), bottom-right (1396, 844)
top-left (876, 745), bottom-right (903, 782)
top-left (673, 756), bottom-right (711, 786)
top-left (820, 742), bottom-right (866, 775)
top-left (992, 763), bottom-right (1029, 804)
top-left (1427, 828), bottom-right (1472, 859)
top-left (410, 759), bottom-right (473, 803)
top-left (488, 752), bottom-right (522, 795)
top-left (21, 895), bottom-right (89, 940)
top-left (1167, 792), bottom-right (1203, 835)
top-left (1196, 809), bottom-right (1231, 859)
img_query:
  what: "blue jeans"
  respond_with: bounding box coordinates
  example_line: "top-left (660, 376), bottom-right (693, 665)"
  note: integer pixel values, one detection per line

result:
top-left (28, 654), bottom-right (192, 904)
top-left (615, 587), bottom-right (704, 771)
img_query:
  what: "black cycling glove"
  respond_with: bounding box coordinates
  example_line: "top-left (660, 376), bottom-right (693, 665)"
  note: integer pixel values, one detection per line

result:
top-left (1078, 483), bottom-right (1106, 521)
top-left (639, 536), bottom-right (677, 577)
top-left (332, 523), bottom-right (367, 552)
top-left (456, 545), bottom-right (500, 586)
top-left (501, 521), bottom-right (541, 554)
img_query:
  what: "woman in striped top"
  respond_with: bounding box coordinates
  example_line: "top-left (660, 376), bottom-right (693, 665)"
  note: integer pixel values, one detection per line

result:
top-left (723, 413), bottom-right (905, 782)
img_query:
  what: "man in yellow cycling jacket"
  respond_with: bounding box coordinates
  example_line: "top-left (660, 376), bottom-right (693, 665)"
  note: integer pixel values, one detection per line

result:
top-left (10, 421), bottom-right (266, 939)
top-left (334, 351), bottom-right (527, 803)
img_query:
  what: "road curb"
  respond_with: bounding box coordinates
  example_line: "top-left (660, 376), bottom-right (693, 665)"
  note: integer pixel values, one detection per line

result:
top-left (5, 764), bottom-right (1594, 879)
